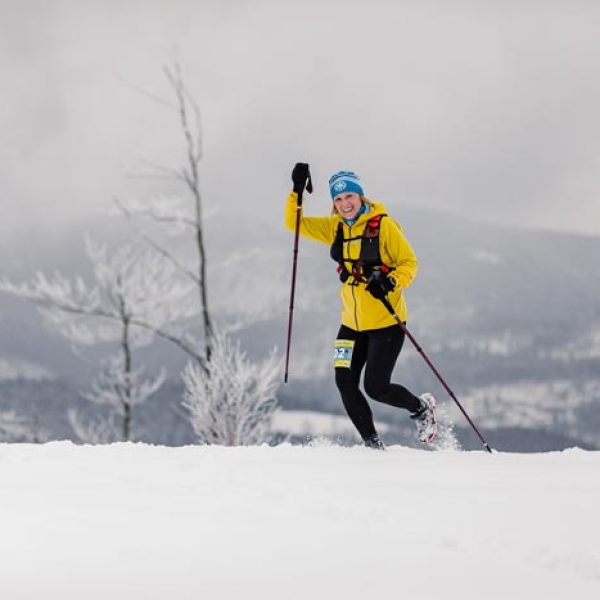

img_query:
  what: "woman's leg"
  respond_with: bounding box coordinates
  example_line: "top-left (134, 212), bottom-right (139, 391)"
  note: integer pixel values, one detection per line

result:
top-left (333, 325), bottom-right (376, 440)
top-left (363, 325), bottom-right (421, 412)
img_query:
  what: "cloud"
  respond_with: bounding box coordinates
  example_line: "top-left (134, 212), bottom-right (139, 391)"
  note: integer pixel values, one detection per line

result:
top-left (2, 0), bottom-right (600, 248)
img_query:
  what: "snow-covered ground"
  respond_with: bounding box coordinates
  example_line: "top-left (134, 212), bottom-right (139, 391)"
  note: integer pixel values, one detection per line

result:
top-left (1, 442), bottom-right (599, 599)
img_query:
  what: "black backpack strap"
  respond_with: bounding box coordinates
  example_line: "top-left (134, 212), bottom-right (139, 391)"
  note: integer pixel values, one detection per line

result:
top-left (330, 214), bottom-right (391, 284)
top-left (330, 222), bottom-right (351, 282)
top-left (360, 214), bottom-right (390, 278)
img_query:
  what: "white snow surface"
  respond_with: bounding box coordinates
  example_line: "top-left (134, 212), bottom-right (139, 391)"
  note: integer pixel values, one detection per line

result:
top-left (1, 442), bottom-right (599, 599)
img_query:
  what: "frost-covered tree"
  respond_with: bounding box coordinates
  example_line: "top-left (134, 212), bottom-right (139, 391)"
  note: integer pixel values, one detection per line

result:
top-left (70, 350), bottom-right (165, 443)
top-left (2, 62), bottom-right (282, 446)
top-left (115, 62), bottom-right (284, 444)
top-left (0, 410), bottom-right (50, 443)
top-left (67, 405), bottom-right (121, 445)
top-left (0, 411), bottom-right (31, 442)
top-left (182, 328), bottom-right (280, 446)
top-left (0, 237), bottom-right (190, 441)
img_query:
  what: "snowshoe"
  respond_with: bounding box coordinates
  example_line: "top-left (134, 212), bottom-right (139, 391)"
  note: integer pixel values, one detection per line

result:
top-left (410, 393), bottom-right (439, 444)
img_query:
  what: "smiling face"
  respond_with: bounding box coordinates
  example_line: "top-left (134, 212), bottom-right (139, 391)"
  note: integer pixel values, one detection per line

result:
top-left (333, 192), bottom-right (362, 220)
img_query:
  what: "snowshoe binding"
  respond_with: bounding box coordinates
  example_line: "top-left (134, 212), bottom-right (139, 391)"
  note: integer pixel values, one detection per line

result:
top-left (410, 393), bottom-right (439, 444)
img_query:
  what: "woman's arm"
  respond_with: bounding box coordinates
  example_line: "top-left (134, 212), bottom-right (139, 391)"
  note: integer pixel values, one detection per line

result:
top-left (284, 192), bottom-right (334, 245)
top-left (380, 217), bottom-right (419, 288)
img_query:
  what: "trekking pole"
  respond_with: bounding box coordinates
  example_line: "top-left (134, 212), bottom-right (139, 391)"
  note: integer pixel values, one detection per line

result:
top-left (284, 168), bottom-right (312, 383)
top-left (379, 296), bottom-right (493, 453)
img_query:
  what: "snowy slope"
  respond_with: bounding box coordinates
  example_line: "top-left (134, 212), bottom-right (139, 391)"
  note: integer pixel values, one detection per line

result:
top-left (1, 442), bottom-right (599, 600)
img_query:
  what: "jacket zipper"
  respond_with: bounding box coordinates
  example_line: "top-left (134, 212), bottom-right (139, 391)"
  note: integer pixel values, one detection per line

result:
top-left (347, 223), bottom-right (359, 330)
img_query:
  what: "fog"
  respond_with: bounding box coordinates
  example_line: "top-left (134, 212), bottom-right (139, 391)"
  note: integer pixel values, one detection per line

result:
top-left (2, 0), bottom-right (600, 254)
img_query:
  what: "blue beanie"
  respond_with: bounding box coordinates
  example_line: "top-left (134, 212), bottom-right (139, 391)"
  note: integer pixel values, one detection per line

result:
top-left (329, 171), bottom-right (364, 199)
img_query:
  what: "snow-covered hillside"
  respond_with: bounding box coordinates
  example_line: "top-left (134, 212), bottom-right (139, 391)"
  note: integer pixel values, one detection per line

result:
top-left (1, 443), bottom-right (599, 599)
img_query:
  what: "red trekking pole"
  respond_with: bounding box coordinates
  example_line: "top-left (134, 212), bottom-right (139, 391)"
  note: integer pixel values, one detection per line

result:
top-left (284, 164), bottom-right (312, 383)
top-left (380, 295), bottom-right (493, 453)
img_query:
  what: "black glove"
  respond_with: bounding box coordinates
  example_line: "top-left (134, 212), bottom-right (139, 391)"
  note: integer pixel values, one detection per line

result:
top-left (291, 162), bottom-right (313, 195)
top-left (366, 270), bottom-right (396, 300)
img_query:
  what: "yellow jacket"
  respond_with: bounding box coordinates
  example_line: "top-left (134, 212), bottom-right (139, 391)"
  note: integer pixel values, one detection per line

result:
top-left (285, 192), bottom-right (418, 331)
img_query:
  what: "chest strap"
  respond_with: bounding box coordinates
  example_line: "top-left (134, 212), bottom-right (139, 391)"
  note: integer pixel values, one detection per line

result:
top-left (330, 214), bottom-right (391, 284)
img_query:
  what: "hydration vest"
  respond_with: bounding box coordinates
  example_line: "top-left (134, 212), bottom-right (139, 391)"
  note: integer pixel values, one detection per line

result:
top-left (330, 214), bottom-right (391, 284)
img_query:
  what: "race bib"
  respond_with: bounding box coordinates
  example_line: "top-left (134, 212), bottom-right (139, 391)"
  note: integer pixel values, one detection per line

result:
top-left (333, 339), bottom-right (355, 368)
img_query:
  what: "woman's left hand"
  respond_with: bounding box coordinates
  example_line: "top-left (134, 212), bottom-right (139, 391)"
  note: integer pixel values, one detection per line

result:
top-left (365, 271), bottom-right (396, 300)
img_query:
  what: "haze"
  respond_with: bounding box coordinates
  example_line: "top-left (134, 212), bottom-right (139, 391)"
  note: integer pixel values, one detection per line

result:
top-left (2, 0), bottom-right (600, 255)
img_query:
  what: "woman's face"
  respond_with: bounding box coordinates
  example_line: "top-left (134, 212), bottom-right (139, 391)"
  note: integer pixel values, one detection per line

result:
top-left (333, 192), bottom-right (362, 220)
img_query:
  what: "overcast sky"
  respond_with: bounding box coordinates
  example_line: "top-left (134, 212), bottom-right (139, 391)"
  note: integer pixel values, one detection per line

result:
top-left (2, 0), bottom-right (600, 252)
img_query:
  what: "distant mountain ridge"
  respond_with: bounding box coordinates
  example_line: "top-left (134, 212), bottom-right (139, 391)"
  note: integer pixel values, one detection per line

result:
top-left (1, 205), bottom-right (599, 450)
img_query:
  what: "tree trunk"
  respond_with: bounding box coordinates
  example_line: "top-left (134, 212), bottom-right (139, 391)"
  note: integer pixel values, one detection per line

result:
top-left (118, 285), bottom-right (133, 442)
top-left (193, 188), bottom-right (212, 361)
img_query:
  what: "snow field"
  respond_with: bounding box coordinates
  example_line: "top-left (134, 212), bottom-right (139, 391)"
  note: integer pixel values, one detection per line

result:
top-left (1, 442), bottom-right (599, 599)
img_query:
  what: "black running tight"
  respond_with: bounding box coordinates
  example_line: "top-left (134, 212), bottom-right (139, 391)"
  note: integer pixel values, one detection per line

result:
top-left (334, 324), bottom-right (421, 440)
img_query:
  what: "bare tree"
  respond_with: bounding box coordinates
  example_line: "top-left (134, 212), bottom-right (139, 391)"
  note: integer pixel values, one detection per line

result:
top-left (118, 62), bottom-right (285, 444)
top-left (0, 237), bottom-right (185, 441)
top-left (119, 60), bottom-right (213, 364)
top-left (182, 328), bottom-right (281, 446)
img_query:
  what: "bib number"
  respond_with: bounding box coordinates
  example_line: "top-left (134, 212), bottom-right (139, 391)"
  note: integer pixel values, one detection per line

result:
top-left (333, 339), bottom-right (355, 369)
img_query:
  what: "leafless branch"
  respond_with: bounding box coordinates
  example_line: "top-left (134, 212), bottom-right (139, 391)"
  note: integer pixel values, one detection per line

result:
top-left (137, 230), bottom-right (201, 286)
top-left (139, 158), bottom-right (187, 181)
top-left (129, 317), bottom-right (205, 367)
top-left (125, 173), bottom-right (178, 182)
top-left (114, 196), bottom-right (197, 229)
top-left (116, 72), bottom-right (178, 112)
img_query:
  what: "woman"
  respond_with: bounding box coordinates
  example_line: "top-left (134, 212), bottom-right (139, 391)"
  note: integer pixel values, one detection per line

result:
top-left (285, 163), bottom-right (438, 449)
